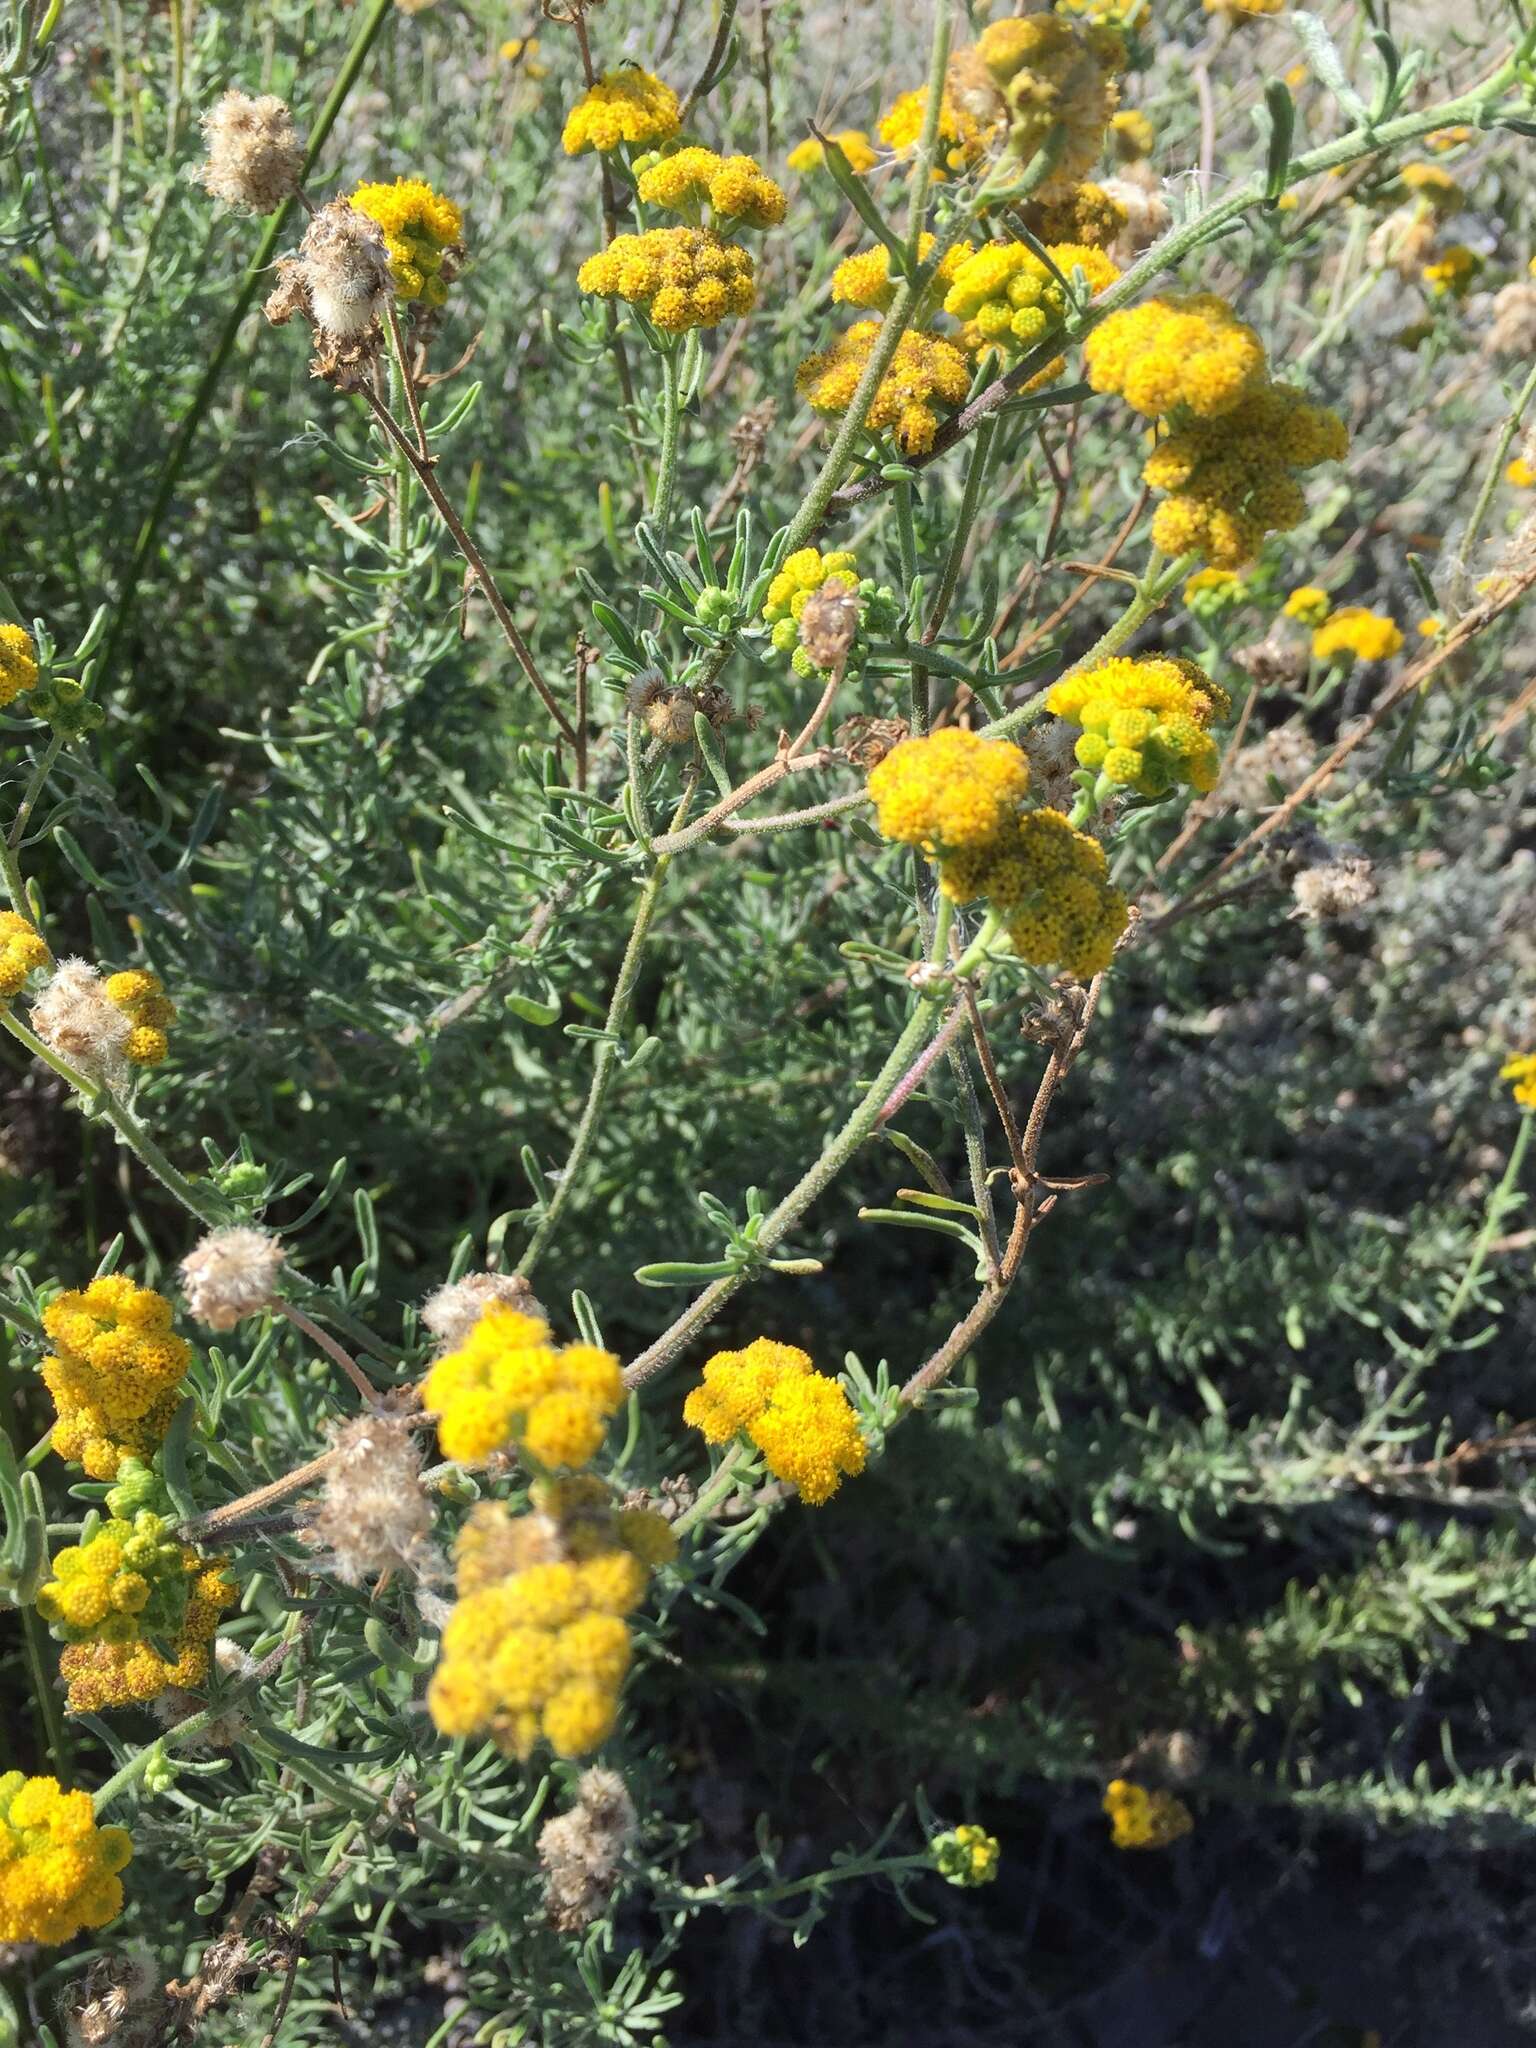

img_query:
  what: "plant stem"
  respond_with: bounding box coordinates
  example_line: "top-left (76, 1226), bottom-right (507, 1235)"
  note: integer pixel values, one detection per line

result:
top-left (20, 1600), bottom-right (67, 1772)
top-left (1459, 356), bottom-right (1536, 574)
top-left (672, 1443), bottom-right (746, 1536)
top-left (94, 0), bottom-right (398, 698)
top-left (654, 346), bottom-right (683, 546)
top-left (624, 899), bottom-right (956, 1386)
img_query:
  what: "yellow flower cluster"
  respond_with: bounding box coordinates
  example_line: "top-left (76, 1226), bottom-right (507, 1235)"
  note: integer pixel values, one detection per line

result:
top-left (42, 1275), bottom-right (192, 1479)
top-left (561, 68), bottom-right (681, 156)
top-left (1503, 1052), bottom-right (1536, 1109)
top-left (868, 728), bottom-right (1032, 854)
top-left (0, 1774), bottom-right (131, 1945)
top-left (350, 177), bottom-right (463, 305)
top-left (953, 14), bottom-right (1123, 198)
top-left (956, 807), bottom-right (1128, 978)
top-left (1399, 162), bottom-right (1461, 212)
top-left (1141, 379), bottom-right (1348, 567)
top-left (422, 1301), bottom-right (624, 1468)
top-left (1049, 655), bottom-right (1230, 797)
top-left (1311, 606), bottom-right (1404, 663)
top-left (1083, 292), bottom-right (1265, 419)
top-left (684, 1338), bottom-right (867, 1505)
top-left (103, 966), bottom-right (177, 1067)
top-left (787, 130), bottom-right (878, 176)
top-left (1102, 1778), bottom-right (1193, 1850)
top-left (1110, 108), bottom-right (1154, 159)
top-left (1282, 585), bottom-right (1331, 626)
top-left (831, 233), bottom-right (973, 318)
top-left (796, 319), bottom-right (970, 455)
top-left (578, 227), bottom-right (756, 332)
top-left (428, 1483), bottom-right (677, 1759)
top-left (943, 238), bottom-right (1117, 356)
top-left (1027, 179), bottom-right (1127, 249)
top-left (932, 1824), bottom-right (1001, 1886)
top-left (762, 547), bottom-right (859, 627)
top-left (637, 147), bottom-right (786, 229)
top-left (57, 1559), bottom-right (234, 1712)
top-left (877, 86), bottom-right (991, 181)
top-left (1508, 457), bottom-right (1536, 489)
top-left (36, 1511), bottom-right (191, 1644)
top-left (1422, 244), bottom-right (1480, 297)
top-left (0, 910), bottom-right (50, 999)
top-left (0, 621), bottom-right (39, 707)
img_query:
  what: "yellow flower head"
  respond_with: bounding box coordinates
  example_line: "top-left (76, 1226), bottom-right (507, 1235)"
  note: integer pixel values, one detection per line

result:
top-left (878, 87), bottom-right (992, 182)
top-left (0, 1774), bottom-right (132, 1945)
top-left (562, 69), bottom-right (681, 156)
top-left (578, 227), bottom-right (756, 331)
top-left (684, 1339), bottom-right (866, 1505)
top-left (1026, 179), bottom-right (1127, 250)
top-left (1139, 381), bottom-right (1348, 568)
top-left (1083, 292), bottom-right (1267, 419)
top-left (42, 1275), bottom-right (191, 1479)
top-left (55, 1557), bottom-right (233, 1712)
top-left (102, 966), bottom-right (177, 1067)
top-left (500, 37), bottom-right (548, 79)
top-left (421, 1303), bottom-right (623, 1469)
top-left (1049, 653), bottom-right (1229, 798)
top-left (0, 622), bottom-right (40, 707)
top-left (36, 1511), bottom-right (194, 1648)
top-left (1110, 108), bottom-right (1154, 160)
top-left (787, 129), bottom-right (878, 177)
top-left (1183, 567), bottom-right (1242, 607)
top-left (867, 728), bottom-right (1032, 855)
top-left (1283, 585), bottom-right (1331, 626)
top-left (1311, 606), bottom-right (1403, 664)
top-left (429, 1476), bottom-right (669, 1759)
top-left (1399, 162), bottom-right (1461, 213)
top-left (1103, 1778), bottom-right (1194, 1850)
top-left (832, 233), bottom-right (974, 318)
top-left (944, 238), bottom-right (1117, 355)
top-left (796, 319), bottom-right (970, 455)
top-left (932, 1823), bottom-right (1001, 1886)
top-left (1503, 1052), bottom-right (1536, 1110)
top-left (637, 147), bottom-right (786, 230)
top-left (0, 910), bottom-right (50, 1001)
top-left (1508, 457), bottom-right (1536, 489)
top-left (762, 547), bottom-right (860, 625)
top-left (957, 807), bottom-right (1129, 979)
top-left (350, 177), bottom-right (463, 306)
top-left (952, 14), bottom-right (1124, 198)
top-left (1417, 614), bottom-right (1443, 638)
top-left (1421, 244), bottom-right (1481, 298)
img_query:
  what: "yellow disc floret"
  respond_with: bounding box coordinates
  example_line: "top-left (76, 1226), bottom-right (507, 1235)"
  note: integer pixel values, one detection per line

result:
top-left (101, 966), bottom-right (178, 1067)
top-left (944, 238), bottom-right (1117, 355)
top-left (867, 728), bottom-right (1032, 855)
top-left (0, 622), bottom-right (40, 707)
top-left (1083, 293), bottom-right (1266, 419)
top-left (796, 320), bottom-right (971, 455)
top-left (1503, 1051), bottom-right (1536, 1110)
top-left (878, 87), bottom-right (991, 181)
top-left (41, 1275), bottom-right (192, 1479)
top-left (350, 177), bottom-right (463, 306)
top-left (0, 911), bottom-right (50, 1001)
top-left (1103, 1778), bottom-right (1194, 1850)
top-left (1311, 607), bottom-right (1404, 663)
top-left (561, 69), bottom-right (681, 156)
top-left (0, 1774), bottom-right (132, 1945)
top-left (787, 130), bottom-right (879, 176)
top-left (1048, 654), bottom-right (1230, 797)
top-left (578, 226), bottom-right (756, 331)
top-left (637, 147), bottom-right (786, 229)
top-left (684, 1339), bottom-right (866, 1505)
top-left (421, 1303), bottom-right (623, 1469)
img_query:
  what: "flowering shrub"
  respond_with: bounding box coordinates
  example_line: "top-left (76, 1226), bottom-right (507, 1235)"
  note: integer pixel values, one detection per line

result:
top-left (2, 1), bottom-right (1536, 2040)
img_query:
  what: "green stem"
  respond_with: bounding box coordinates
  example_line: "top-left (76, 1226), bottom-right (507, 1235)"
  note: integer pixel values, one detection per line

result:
top-left (0, 1011), bottom-right (227, 1227)
top-left (672, 1443), bottom-right (747, 1536)
top-left (979, 551), bottom-right (1193, 741)
top-left (516, 813), bottom-right (689, 1280)
top-left (20, 1601), bottom-right (67, 1772)
top-left (10, 732), bottom-right (64, 855)
top-left (93, 0), bottom-right (398, 699)
top-left (654, 346), bottom-right (683, 547)
top-left (1460, 356), bottom-right (1536, 573)
top-left (624, 898), bottom-right (956, 1386)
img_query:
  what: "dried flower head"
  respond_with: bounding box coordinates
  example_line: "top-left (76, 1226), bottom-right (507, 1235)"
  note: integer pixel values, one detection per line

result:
top-left (199, 89), bottom-right (304, 213)
top-left (179, 1227), bottom-right (284, 1332)
top-left (538, 1765), bottom-right (637, 1931)
top-left (1291, 854), bottom-right (1377, 921)
top-left (1100, 167), bottom-right (1170, 263)
top-left (422, 1270), bottom-right (547, 1352)
top-left (798, 577), bottom-right (862, 672)
top-left (265, 199), bottom-right (393, 387)
top-left (62, 1947), bottom-right (164, 2048)
top-left (30, 961), bottom-right (133, 1086)
top-left (1486, 280), bottom-right (1536, 358)
top-left (300, 1408), bottom-right (437, 1585)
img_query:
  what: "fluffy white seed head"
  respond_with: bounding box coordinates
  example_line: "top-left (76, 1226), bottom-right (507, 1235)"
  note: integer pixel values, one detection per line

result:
top-left (200, 89), bottom-right (304, 213)
top-left (421, 1269), bottom-right (547, 1352)
top-left (179, 1227), bottom-right (285, 1332)
top-left (299, 199), bottom-right (393, 339)
top-left (538, 1767), bottom-right (638, 1931)
top-left (300, 1409), bottom-right (438, 1586)
top-left (29, 960), bottom-right (132, 1087)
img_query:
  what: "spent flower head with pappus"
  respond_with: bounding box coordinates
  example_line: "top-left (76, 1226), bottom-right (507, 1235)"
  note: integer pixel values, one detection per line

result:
top-left (199, 89), bottom-right (304, 213)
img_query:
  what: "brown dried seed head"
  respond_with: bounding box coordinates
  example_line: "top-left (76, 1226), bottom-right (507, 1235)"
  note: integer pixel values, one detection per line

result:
top-left (799, 576), bottom-right (861, 671)
top-left (200, 89), bottom-right (304, 213)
